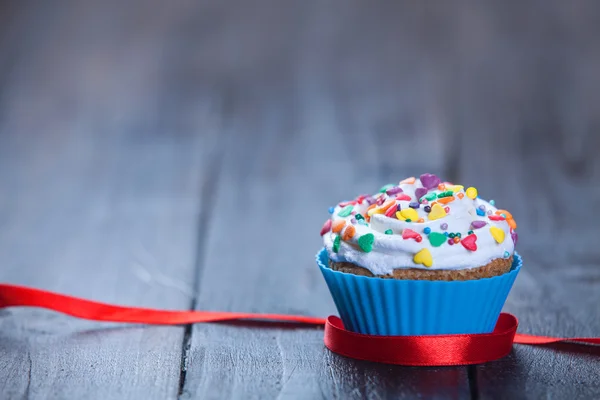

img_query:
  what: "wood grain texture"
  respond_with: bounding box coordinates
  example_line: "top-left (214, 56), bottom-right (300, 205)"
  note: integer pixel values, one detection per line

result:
top-left (0, 1), bottom-right (222, 399)
top-left (1, 0), bottom-right (599, 399)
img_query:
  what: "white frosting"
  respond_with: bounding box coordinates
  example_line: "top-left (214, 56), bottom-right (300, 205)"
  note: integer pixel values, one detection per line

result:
top-left (323, 176), bottom-right (516, 275)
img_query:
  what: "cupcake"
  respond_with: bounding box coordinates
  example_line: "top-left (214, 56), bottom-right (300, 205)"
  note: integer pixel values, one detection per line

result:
top-left (317, 174), bottom-right (521, 335)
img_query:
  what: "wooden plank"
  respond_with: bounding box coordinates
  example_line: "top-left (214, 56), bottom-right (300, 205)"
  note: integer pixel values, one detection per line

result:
top-left (180, 2), bottom-right (471, 398)
top-left (447, 2), bottom-right (600, 397)
top-left (0, 1), bottom-right (223, 399)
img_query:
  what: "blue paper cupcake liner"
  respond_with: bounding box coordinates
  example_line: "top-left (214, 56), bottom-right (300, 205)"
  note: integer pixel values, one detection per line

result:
top-left (317, 248), bottom-right (521, 336)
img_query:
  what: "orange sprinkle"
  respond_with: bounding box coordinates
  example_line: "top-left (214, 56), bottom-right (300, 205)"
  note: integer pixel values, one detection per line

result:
top-left (507, 218), bottom-right (517, 230)
top-left (495, 209), bottom-right (513, 219)
top-left (453, 236), bottom-right (460, 243)
top-left (437, 196), bottom-right (455, 205)
top-left (457, 193), bottom-right (464, 199)
top-left (366, 204), bottom-right (377, 212)
top-left (380, 200), bottom-right (396, 212)
top-left (417, 218), bottom-right (424, 223)
top-left (430, 201), bottom-right (438, 207)
top-left (438, 184), bottom-right (446, 191)
top-left (332, 220), bottom-right (346, 233)
top-left (342, 225), bottom-right (356, 241)
top-left (400, 177), bottom-right (416, 184)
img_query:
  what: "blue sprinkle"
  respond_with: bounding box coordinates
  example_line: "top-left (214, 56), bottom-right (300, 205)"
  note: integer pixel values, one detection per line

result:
top-left (476, 208), bottom-right (485, 216)
top-left (423, 227), bottom-right (431, 235)
top-left (503, 251), bottom-right (510, 258)
top-left (328, 206), bottom-right (335, 214)
top-left (444, 232), bottom-right (449, 237)
top-left (489, 200), bottom-right (496, 206)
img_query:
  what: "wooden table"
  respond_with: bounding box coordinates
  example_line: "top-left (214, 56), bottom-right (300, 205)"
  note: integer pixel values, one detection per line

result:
top-left (1, 1), bottom-right (599, 398)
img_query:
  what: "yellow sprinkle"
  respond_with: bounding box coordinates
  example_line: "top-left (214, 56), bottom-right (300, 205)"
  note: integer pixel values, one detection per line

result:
top-left (400, 177), bottom-right (416, 184)
top-left (466, 187), bottom-right (478, 199)
top-left (367, 207), bottom-right (385, 216)
top-left (399, 208), bottom-right (419, 221)
top-left (428, 203), bottom-right (447, 220)
top-left (490, 227), bottom-right (505, 243)
top-left (413, 248), bottom-right (433, 267)
top-left (452, 185), bottom-right (464, 193)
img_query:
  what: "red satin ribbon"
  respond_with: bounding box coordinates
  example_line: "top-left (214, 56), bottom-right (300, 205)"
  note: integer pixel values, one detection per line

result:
top-left (0, 283), bottom-right (598, 366)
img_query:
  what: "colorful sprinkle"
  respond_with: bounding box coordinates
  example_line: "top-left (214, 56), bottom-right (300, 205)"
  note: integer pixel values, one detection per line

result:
top-left (490, 227), bottom-right (505, 243)
top-left (461, 234), bottom-right (478, 251)
top-left (338, 205), bottom-right (354, 217)
top-left (487, 210), bottom-right (493, 215)
top-left (468, 230), bottom-right (474, 235)
top-left (453, 236), bottom-right (460, 244)
top-left (428, 203), bottom-right (447, 221)
top-left (350, 218), bottom-right (357, 225)
top-left (479, 205), bottom-right (486, 211)
top-left (409, 202), bottom-right (420, 209)
top-left (457, 193), bottom-right (465, 199)
top-left (471, 221), bottom-right (487, 229)
top-left (423, 227), bottom-right (432, 234)
top-left (397, 208), bottom-right (419, 221)
top-left (466, 187), bottom-right (478, 199)
top-left (507, 218), bottom-right (517, 230)
top-left (338, 200), bottom-right (356, 207)
top-left (385, 204), bottom-right (397, 218)
top-left (402, 228), bottom-right (420, 240)
top-left (424, 205), bottom-right (432, 213)
top-left (437, 190), bottom-right (454, 198)
top-left (420, 173), bottom-right (441, 190)
top-left (400, 177), bottom-right (416, 184)
top-left (448, 239), bottom-right (454, 245)
top-left (452, 185), bottom-right (464, 193)
top-left (417, 218), bottom-right (424, 223)
top-left (424, 192), bottom-right (437, 201)
top-left (396, 194), bottom-right (412, 201)
top-left (333, 235), bottom-right (341, 253)
top-left (379, 184), bottom-right (394, 193)
top-left (328, 207), bottom-right (335, 214)
top-left (320, 219), bottom-right (332, 236)
top-left (437, 196), bottom-right (455, 205)
top-left (413, 248), bottom-right (433, 267)
top-left (440, 223), bottom-right (448, 230)
top-left (415, 188), bottom-right (428, 201)
top-left (504, 251), bottom-right (510, 258)
top-left (511, 231), bottom-right (518, 245)
top-left (385, 229), bottom-right (393, 235)
top-left (438, 183), bottom-right (446, 191)
top-left (449, 233), bottom-right (455, 238)
top-left (396, 204), bottom-right (402, 211)
top-left (332, 220), bottom-right (346, 233)
top-left (355, 214), bottom-right (364, 221)
top-left (342, 225), bottom-right (356, 241)
top-left (488, 215), bottom-right (505, 221)
top-left (444, 206), bottom-right (450, 213)
top-left (358, 233), bottom-right (375, 252)
top-left (386, 186), bottom-right (404, 196)
top-left (476, 208), bottom-right (485, 216)
top-left (428, 232), bottom-right (447, 247)
top-left (489, 200), bottom-right (496, 206)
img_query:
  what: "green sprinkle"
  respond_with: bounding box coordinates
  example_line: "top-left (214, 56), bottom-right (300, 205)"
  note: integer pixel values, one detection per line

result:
top-left (355, 214), bottom-right (364, 221)
top-left (437, 190), bottom-right (454, 198)
top-left (405, 219), bottom-right (412, 223)
top-left (358, 233), bottom-right (375, 252)
top-left (338, 205), bottom-right (354, 217)
top-left (379, 184), bottom-right (394, 193)
top-left (333, 235), bottom-right (341, 253)
top-left (385, 229), bottom-right (393, 235)
top-left (449, 233), bottom-right (456, 238)
top-left (425, 193), bottom-right (437, 201)
top-left (468, 230), bottom-right (474, 235)
top-left (456, 233), bottom-right (462, 238)
top-left (428, 232), bottom-right (446, 247)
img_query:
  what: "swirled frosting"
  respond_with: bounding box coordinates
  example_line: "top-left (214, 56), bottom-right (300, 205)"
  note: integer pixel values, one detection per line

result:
top-left (321, 174), bottom-right (517, 275)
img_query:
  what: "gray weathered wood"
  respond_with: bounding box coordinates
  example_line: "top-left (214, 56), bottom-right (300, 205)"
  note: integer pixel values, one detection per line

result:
top-left (0, 1), bottom-right (222, 399)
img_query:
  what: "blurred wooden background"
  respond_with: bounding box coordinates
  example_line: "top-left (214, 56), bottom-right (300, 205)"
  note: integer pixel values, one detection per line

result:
top-left (0, 1), bottom-right (599, 399)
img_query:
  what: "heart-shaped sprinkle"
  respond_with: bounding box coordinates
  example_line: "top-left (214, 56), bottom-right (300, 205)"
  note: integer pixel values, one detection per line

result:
top-left (490, 227), bottom-right (505, 243)
top-left (511, 231), bottom-right (518, 245)
top-left (342, 225), bottom-right (356, 241)
top-left (415, 187), bottom-right (428, 201)
top-left (386, 186), bottom-right (403, 195)
top-left (338, 205), bottom-right (354, 217)
top-left (471, 220), bottom-right (487, 229)
top-left (461, 234), bottom-right (478, 251)
top-left (428, 203), bottom-right (447, 221)
top-left (396, 194), bottom-right (411, 201)
top-left (400, 177), bottom-right (416, 184)
top-left (420, 173), bottom-right (441, 190)
top-left (332, 235), bottom-right (341, 253)
top-left (402, 228), bottom-right (419, 240)
top-left (398, 208), bottom-right (419, 221)
top-left (320, 219), bottom-right (332, 236)
top-left (428, 232), bottom-right (446, 247)
top-left (358, 233), bottom-right (375, 252)
top-left (332, 220), bottom-right (346, 233)
top-left (413, 248), bottom-right (433, 267)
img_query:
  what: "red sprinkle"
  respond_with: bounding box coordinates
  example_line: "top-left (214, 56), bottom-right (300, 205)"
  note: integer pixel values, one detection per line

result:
top-left (415, 235), bottom-right (423, 243)
top-left (320, 219), bottom-right (332, 236)
top-left (444, 206), bottom-right (450, 213)
top-left (395, 194), bottom-right (412, 201)
top-left (402, 229), bottom-right (420, 240)
top-left (385, 204), bottom-right (397, 218)
top-left (488, 215), bottom-right (506, 221)
top-left (461, 234), bottom-right (478, 251)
